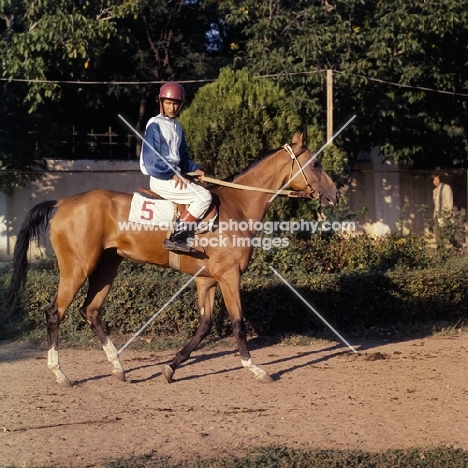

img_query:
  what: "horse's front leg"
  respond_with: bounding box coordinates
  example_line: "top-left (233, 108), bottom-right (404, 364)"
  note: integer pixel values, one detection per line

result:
top-left (162, 277), bottom-right (217, 383)
top-left (218, 274), bottom-right (273, 383)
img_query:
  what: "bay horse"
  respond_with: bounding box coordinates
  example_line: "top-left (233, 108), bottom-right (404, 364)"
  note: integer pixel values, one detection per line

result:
top-left (4, 132), bottom-right (338, 386)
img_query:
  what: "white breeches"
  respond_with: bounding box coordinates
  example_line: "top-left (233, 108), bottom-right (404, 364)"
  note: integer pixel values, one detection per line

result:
top-left (150, 177), bottom-right (212, 219)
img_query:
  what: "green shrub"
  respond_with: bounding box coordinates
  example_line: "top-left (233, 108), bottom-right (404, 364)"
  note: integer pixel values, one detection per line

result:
top-left (179, 67), bottom-right (301, 180)
top-left (250, 231), bottom-right (432, 275)
top-left (0, 261), bottom-right (231, 342)
top-left (81, 445), bottom-right (468, 468)
top-left (1, 249), bottom-right (468, 342)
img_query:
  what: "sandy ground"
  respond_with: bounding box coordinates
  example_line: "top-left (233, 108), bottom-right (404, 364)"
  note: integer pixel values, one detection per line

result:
top-left (1, 333), bottom-right (468, 467)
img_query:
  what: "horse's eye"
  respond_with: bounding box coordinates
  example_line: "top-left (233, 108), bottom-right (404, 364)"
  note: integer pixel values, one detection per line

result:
top-left (311, 160), bottom-right (320, 168)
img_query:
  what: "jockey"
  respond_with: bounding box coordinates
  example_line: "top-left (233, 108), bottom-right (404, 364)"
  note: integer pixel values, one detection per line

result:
top-left (140, 81), bottom-right (212, 253)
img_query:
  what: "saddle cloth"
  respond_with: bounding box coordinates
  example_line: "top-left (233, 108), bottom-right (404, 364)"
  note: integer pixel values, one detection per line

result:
top-left (128, 187), bottom-right (218, 234)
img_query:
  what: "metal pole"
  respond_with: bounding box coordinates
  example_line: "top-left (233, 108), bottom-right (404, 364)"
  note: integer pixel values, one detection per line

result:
top-left (327, 69), bottom-right (333, 141)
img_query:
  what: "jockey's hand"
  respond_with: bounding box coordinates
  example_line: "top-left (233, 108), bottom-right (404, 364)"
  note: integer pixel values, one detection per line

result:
top-left (173, 173), bottom-right (188, 190)
top-left (192, 169), bottom-right (205, 178)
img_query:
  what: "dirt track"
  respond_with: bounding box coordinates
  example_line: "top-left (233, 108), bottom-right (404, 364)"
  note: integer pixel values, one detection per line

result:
top-left (1, 333), bottom-right (468, 467)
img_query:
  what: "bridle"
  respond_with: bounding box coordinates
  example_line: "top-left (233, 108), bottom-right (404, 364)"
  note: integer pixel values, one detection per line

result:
top-left (186, 143), bottom-right (321, 200)
top-left (282, 143), bottom-right (319, 200)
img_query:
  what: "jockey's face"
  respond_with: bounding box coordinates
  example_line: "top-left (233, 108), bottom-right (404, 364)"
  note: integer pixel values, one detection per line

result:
top-left (162, 99), bottom-right (182, 118)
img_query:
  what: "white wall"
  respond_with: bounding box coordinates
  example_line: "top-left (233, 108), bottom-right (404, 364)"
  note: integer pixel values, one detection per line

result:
top-left (349, 150), bottom-right (467, 237)
top-left (1, 160), bottom-right (148, 261)
top-left (2, 156), bottom-right (466, 261)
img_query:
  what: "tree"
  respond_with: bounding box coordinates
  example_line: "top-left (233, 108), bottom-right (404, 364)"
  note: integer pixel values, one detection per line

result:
top-left (0, 0), bottom-right (119, 111)
top-left (221, 0), bottom-right (468, 169)
top-left (179, 67), bottom-right (302, 179)
top-left (0, 0), bottom-right (125, 190)
top-left (179, 67), bottom-right (348, 220)
top-left (0, 0), bottom-right (229, 191)
top-left (98, 0), bottom-right (230, 141)
top-left (0, 84), bottom-right (56, 194)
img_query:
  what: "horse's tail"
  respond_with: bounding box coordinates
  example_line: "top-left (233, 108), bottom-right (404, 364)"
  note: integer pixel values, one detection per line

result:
top-left (3, 200), bottom-right (58, 319)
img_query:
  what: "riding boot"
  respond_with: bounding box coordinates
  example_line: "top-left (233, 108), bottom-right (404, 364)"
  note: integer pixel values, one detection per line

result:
top-left (163, 210), bottom-right (198, 253)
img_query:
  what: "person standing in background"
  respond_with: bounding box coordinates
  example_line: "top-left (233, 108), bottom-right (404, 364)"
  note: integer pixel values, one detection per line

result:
top-left (432, 174), bottom-right (454, 248)
top-left (432, 174), bottom-right (453, 226)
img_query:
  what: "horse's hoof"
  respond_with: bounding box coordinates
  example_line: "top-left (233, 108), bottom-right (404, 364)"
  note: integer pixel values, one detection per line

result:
top-left (257, 373), bottom-right (274, 383)
top-left (162, 364), bottom-right (174, 383)
top-left (112, 369), bottom-right (126, 382)
top-left (57, 377), bottom-right (72, 387)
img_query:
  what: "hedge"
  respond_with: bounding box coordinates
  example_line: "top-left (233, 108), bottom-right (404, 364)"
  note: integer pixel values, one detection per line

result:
top-left (1, 257), bottom-right (468, 341)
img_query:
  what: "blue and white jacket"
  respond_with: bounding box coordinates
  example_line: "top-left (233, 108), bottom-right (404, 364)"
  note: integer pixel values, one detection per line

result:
top-left (140, 114), bottom-right (200, 180)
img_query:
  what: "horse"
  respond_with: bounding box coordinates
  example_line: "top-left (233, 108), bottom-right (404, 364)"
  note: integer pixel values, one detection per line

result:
top-left (4, 132), bottom-right (339, 386)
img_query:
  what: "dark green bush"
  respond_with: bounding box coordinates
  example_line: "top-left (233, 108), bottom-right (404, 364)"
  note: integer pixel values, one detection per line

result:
top-left (1, 247), bottom-right (468, 341)
top-left (99, 446), bottom-right (468, 468)
top-left (0, 261), bottom-right (230, 341)
top-left (250, 231), bottom-right (432, 275)
top-left (242, 264), bottom-right (468, 334)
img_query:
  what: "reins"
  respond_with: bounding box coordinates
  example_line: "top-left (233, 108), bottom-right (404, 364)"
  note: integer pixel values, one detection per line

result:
top-left (187, 144), bottom-right (315, 199)
top-left (188, 173), bottom-right (312, 198)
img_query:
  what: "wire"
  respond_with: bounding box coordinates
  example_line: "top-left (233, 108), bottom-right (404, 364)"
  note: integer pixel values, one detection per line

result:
top-left (1, 69), bottom-right (467, 98)
top-left (333, 70), bottom-right (468, 98)
top-left (0, 77), bottom-right (216, 85)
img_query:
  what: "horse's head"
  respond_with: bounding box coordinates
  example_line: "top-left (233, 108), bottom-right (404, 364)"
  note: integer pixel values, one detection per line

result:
top-left (285, 132), bottom-right (339, 206)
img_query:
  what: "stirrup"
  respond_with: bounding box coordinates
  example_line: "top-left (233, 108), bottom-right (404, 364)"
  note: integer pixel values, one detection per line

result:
top-left (163, 238), bottom-right (196, 253)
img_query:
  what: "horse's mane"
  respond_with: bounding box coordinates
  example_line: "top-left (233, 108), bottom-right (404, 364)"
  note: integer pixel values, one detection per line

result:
top-left (204, 147), bottom-right (280, 192)
top-left (223, 147), bottom-right (279, 183)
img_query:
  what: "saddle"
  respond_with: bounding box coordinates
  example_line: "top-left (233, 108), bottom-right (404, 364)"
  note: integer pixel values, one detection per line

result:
top-left (136, 186), bottom-right (218, 229)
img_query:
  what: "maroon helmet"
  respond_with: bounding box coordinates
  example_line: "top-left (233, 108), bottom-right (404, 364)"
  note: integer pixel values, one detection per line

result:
top-left (159, 81), bottom-right (185, 115)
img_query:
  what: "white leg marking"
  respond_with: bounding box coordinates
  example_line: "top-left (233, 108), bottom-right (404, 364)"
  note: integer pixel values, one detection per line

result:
top-left (103, 339), bottom-right (125, 380)
top-left (241, 357), bottom-right (270, 380)
top-left (48, 346), bottom-right (71, 386)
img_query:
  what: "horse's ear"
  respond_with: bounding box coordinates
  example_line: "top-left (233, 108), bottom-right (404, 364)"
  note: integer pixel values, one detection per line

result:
top-left (292, 131), bottom-right (306, 146)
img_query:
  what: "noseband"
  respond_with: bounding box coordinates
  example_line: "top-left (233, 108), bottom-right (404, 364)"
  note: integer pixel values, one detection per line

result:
top-left (282, 144), bottom-right (320, 200)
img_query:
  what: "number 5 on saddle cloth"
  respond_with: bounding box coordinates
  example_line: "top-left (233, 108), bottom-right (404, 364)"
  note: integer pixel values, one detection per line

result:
top-left (128, 187), bottom-right (218, 236)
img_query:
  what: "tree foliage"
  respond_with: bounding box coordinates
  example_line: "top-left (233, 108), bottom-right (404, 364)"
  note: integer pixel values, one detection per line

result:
top-left (0, 0), bottom-right (228, 189)
top-left (2, 0), bottom-right (468, 192)
top-left (0, 0), bottom-right (224, 109)
top-left (179, 67), bottom-right (302, 179)
top-left (0, 84), bottom-right (63, 194)
top-left (0, 0), bottom-right (119, 110)
top-left (179, 68), bottom-right (349, 220)
top-left (222, 0), bottom-right (468, 169)
top-left (179, 67), bottom-right (348, 185)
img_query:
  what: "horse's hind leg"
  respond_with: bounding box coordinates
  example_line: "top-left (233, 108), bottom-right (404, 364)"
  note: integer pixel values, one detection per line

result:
top-left (79, 249), bottom-right (125, 381)
top-left (46, 276), bottom-right (87, 387)
top-left (162, 277), bottom-right (217, 383)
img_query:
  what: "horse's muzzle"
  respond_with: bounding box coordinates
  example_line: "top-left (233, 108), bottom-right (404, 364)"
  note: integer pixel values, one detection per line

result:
top-left (320, 191), bottom-right (340, 206)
